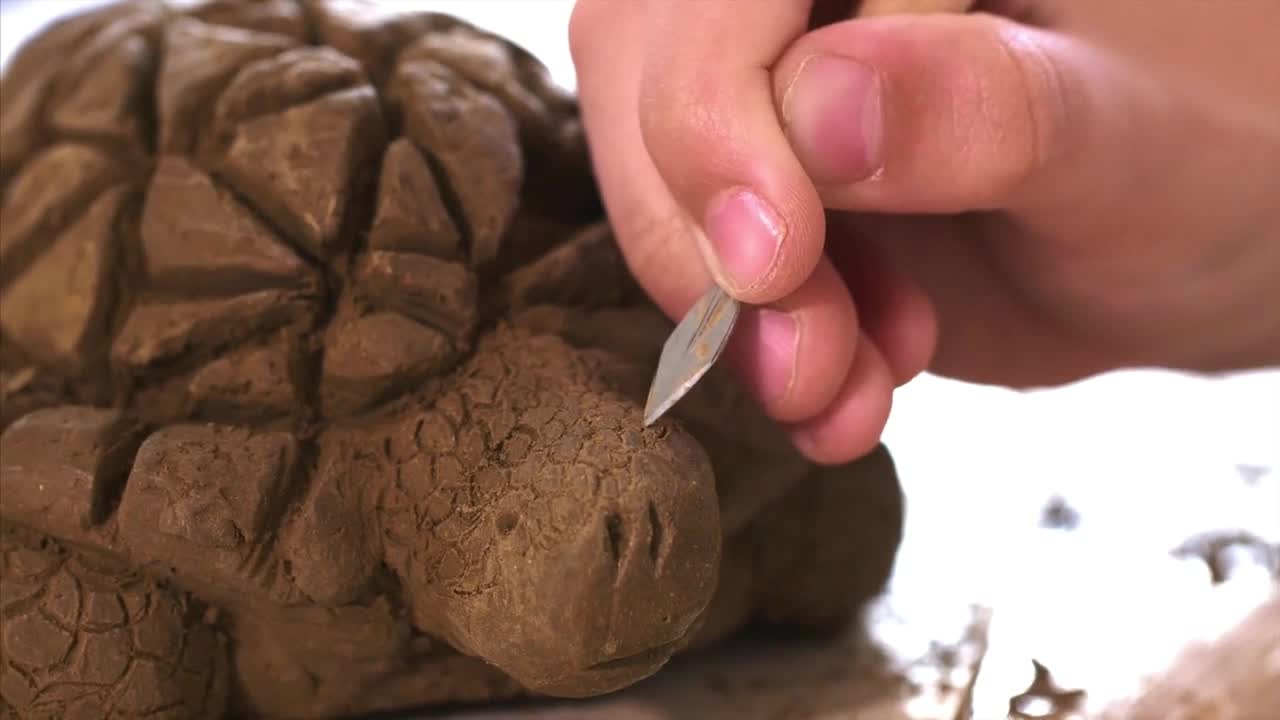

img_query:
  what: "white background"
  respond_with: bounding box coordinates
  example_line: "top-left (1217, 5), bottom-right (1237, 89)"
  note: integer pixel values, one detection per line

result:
top-left (4, 1), bottom-right (1277, 716)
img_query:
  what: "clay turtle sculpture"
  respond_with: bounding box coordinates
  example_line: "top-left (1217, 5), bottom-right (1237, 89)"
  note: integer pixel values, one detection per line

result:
top-left (0, 1), bottom-right (906, 718)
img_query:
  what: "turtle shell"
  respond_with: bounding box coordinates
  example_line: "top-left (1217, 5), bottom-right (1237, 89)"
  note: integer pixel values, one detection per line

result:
top-left (0, 0), bottom-right (600, 431)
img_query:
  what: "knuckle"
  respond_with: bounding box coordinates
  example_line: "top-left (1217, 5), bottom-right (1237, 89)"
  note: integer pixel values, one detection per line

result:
top-left (935, 17), bottom-right (1069, 204)
top-left (980, 22), bottom-right (1070, 199)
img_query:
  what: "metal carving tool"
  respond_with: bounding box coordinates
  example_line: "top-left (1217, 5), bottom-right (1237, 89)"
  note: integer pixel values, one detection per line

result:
top-left (643, 0), bottom-right (970, 427)
top-left (643, 285), bottom-right (739, 426)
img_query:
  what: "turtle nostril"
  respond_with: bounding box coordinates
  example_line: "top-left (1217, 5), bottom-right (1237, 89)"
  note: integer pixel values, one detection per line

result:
top-left (646, 500), bottom-right (665, 570)
top-left (495, 512), bottom-right (518, 534)
top-left (585, 640), bottom-right (681, 672)
top-left (604, 513), bottom-right (624, 568)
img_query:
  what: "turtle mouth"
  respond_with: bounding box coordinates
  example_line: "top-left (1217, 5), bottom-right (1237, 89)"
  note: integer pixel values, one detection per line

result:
top-left (585, 639), bottom-right (681, 672)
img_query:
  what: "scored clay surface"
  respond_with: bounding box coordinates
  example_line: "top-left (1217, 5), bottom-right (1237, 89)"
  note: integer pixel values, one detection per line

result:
top-left (0, 1), bottom-right (905, 718)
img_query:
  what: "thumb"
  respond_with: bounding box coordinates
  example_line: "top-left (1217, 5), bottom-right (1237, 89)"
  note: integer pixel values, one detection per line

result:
top-left (771, 12), bottom-right (1178, 215)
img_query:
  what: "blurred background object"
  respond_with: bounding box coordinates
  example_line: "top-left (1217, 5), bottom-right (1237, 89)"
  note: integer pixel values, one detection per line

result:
top-left (3, 2), bottom-right (1277, 718)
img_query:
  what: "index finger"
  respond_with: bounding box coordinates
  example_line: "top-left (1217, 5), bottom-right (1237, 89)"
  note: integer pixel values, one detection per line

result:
top-left (637, 0), bottom-right (827, 306)
top-left (570, 0), bottom-right (709, 316)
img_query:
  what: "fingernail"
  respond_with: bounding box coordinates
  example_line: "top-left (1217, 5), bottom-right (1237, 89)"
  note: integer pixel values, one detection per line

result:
top-left (704, 188), bottom-right (785, 293)
top-left (790, 427), bottom-right (820, 459)
top-left (755, 308), bottom-right (799, 405)
top-left (782, 54), bottom-right (883, 185)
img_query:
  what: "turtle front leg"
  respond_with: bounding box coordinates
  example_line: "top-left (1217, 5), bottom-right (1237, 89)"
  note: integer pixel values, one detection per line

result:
top-left (691, 444), bottom-right (906, 649)
top-left (0, 522), bottom-right (230, 719)
top-left (747, 445), bottom-right (904, 629)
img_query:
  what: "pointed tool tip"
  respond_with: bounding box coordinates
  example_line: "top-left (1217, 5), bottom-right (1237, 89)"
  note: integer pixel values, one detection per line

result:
top-left (641, 286), bottom-right (740, 429)
top-left (643, 399), bottom-right (674, 427)
top-left (642, 396), bottom-right (672, 428)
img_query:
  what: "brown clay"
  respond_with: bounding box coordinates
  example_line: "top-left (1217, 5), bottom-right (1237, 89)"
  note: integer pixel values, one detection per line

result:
top-left (0, 2), bottom-right (905, 717)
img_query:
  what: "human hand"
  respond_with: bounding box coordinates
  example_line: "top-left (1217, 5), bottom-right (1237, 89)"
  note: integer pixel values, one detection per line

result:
top-left (569, 0), bottom-right (1280, 464)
